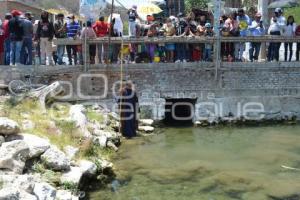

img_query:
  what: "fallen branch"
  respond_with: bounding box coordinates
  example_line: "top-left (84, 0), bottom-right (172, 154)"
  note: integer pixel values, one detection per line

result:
top-left (29, 81), bottom-right (65, 113)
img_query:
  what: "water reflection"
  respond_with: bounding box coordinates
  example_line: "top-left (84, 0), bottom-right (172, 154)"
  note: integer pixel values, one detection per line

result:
top-left (90, 125), bottom-right (300, 200)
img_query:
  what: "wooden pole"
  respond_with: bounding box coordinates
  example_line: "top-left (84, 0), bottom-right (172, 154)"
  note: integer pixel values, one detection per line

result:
top-left (213, 0), bottom-right (221, 82)
top-left (108, 0), bottom-right (115, 64)
top-left (118, 38), bottom-right (124, 134)
top-left (258, 0), bottom-right (268, 61)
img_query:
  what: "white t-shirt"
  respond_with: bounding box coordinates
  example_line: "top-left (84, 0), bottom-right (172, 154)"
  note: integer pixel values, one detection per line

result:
top-left (284, 23), bottom-right (296, 36)
top-left (270, 15), bottom-right (286, 34)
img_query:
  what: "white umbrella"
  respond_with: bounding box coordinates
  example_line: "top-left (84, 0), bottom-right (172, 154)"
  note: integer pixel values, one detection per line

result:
top-left (268, 0), bottom-right (299, 9)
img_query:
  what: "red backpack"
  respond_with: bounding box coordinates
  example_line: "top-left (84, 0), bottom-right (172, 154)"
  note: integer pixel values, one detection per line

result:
top-left (295, 25), bottom-right (300, 36)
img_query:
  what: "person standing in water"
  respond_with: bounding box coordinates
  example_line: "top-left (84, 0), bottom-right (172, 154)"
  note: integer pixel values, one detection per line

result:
top-left (118, 81), bottom-right (139, 139)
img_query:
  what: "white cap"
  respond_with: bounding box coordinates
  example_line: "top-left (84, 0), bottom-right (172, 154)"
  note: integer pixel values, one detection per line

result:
top-left (275, 8), bottom-right (282, 13)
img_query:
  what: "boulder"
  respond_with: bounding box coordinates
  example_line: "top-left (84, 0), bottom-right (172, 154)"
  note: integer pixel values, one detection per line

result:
top-left (69, 105), bottom-right (87, 127)
top-left (0, 187), bottom-right (20, 200)
top-left (93, 135), bottom-right (107, 148)
top-left (33, 182), bottom-right (56, 200)
top-left (79, 160), bottom-right (97, 176)
top-left (69, 105), bottom-right (91, 138)
top-left (6, 134), bottom-right (50, 158)
top-left (0, 135), bottom-right (4, 147)
top-left (0, 117), bottom-right (20, 135)
top-left (56, 190), bottom-right (78, 200)
top-left (93, 129), bottom-right (118, 139)
top-left (20, 191), bottom-right (38, 200)
top-left (139, 119), bottom-right (154, 126)
top-left (0, 174), bottom-right (37, 193)
top-left (0, 140), bottom-right (29, 174)
top-left (41, 146), bottom-right (70, 171)
top-left (60, 167), bottom-right (83, 186)
top-left (138, 126), bottom-right (155, 133)
top-left (64, 146), bottom-right (79, 160)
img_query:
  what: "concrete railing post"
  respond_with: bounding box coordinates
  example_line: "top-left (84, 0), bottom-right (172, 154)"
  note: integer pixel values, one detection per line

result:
top-left (213, 0), bottom-right (221, 82)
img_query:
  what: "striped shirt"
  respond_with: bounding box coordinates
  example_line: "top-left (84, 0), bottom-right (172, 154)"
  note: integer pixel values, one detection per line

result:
top-left (66, 21), bottom-right (80, 38)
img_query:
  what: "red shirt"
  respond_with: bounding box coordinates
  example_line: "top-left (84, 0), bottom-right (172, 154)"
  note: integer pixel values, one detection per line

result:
top-left (3, 20), bottom-right (10, 40)
top-left (93, 21), bottom-right (108, 37)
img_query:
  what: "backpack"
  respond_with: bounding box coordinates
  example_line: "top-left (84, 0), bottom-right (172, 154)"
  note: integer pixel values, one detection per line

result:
top-left (9, 17), bottom-right (24, 40)
top-left (295, 25), bottom-right (300, 36)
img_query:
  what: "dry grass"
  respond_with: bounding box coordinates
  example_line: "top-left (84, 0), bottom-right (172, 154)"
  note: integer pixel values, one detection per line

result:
top-left (1, 98), bottom-right (113, 161)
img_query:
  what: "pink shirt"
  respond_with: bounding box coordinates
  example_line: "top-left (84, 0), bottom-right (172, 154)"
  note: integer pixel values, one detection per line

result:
top-left (81, 27), bottom-right (96, 39)
top-left (224, 18), bottom-right (239, 31)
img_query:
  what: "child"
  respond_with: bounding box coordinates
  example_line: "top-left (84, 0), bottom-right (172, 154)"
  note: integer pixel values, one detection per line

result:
top-left (204, 23), bottom-right (214, 61)
top-left (81, 21), bottom-right (97, 64)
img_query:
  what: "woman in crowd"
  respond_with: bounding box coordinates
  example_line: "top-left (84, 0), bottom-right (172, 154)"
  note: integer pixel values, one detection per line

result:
top-left (163, 18), bottom-right (176, 62)
top-left (81, 21), bottom-right (96, 64)
top-left (35, 11), bottom-right (54, 65)
top-left (145, 15), bottom-right (157, 63)
top-left (224, 12), bottom-right (238, 62)
top-left (196, 15), bottom-right (206, 60)
top-left (187, 13), bottom-right (200, 62)
top-left (268, 15), bottom-right (281, 62)
top-left (284, 15), bottom-right (296, 62)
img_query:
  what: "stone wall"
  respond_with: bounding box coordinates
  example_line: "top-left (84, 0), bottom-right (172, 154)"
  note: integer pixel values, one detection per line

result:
top-left (1, 62), bottom-right (300, 120)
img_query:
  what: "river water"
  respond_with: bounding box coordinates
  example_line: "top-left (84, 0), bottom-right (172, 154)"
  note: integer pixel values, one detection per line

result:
top-left (90, 125), bottom-right (300, 200)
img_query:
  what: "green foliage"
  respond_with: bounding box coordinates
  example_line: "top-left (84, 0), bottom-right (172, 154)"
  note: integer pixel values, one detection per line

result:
top-left (44, 170), bottom-right (61, 186)
top-left (80, 139), bottom-right (98, 158)
top-left (4, 97), bottom-right (19, 107)
top-left (62, 182), bottom-right (78, 193)
top-left (285, 6), bottom-right (300, 24)
top-left (32, 161), bottom-right (47, 174)
top-left (185, 0), bottom-right (209, 12)
top-left (0, 180), bottom-right (3, 189)
top-left (32, 161), bottom-right (61, 186)
top-left (79, 139), bottom-right (112, 159)
top-left (242, 0), bottom-right (258, 9)
top-left (86, 109), bottom-right (104, 123)
top-left (55, 120), bottom-right (77, 135)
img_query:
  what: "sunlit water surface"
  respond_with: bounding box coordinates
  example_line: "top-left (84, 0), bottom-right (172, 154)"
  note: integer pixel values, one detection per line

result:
top-left (90, 125), bottom-right (300, 200)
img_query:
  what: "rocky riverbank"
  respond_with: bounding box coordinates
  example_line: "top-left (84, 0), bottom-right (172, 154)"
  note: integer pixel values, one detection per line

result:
top-left (0, 95), bottom-right (155, 200)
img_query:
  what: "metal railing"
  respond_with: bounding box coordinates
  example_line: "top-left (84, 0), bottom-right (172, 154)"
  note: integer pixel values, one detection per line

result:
top-left (55, 36), bottom-right (300, 45)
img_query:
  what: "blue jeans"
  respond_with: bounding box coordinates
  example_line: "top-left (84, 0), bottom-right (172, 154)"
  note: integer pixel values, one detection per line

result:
top-left (204, 48), bottom-right (212, 61)
top-left (57, 45), bottom-right (65, 65)
top-left (249, 42), bottom-right (261, 62)
top-left (10, 40), bottom-right (23, 65)
top-left (4, 39), bottom-right (10, 65)
top-left (176, 44), bottom-right (187, 61)
top-left (268, 31), bottom-right (281, 62)
top-left (21, 37), bottom-right (33, 65)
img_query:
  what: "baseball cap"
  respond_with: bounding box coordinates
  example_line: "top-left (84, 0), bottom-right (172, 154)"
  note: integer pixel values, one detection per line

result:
top-left (11, 10), bottom-right (22, 17)
top-left (275, 8), bottom-right (282, 13)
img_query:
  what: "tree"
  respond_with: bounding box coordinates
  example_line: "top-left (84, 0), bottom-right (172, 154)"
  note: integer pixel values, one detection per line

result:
top-left (185, 0), bottom-right (209, 12)
top-left (242, 0), bottom-right (258, 10)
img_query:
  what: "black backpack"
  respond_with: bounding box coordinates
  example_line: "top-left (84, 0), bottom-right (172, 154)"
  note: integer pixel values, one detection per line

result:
top-left (9, 17), bottom-right (24, 40)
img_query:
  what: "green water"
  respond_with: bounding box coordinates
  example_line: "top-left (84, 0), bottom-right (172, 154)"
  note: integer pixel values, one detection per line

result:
top-left (90, 126), bottom-right (300, 200)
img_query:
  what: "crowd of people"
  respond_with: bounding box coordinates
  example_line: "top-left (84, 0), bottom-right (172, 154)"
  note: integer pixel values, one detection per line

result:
top-left (1, 6), bottom-right (300, 66)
